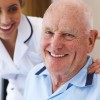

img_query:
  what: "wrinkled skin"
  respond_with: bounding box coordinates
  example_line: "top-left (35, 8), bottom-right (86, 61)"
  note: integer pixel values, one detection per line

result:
top-left (41, 0), bottom-right (98, 92)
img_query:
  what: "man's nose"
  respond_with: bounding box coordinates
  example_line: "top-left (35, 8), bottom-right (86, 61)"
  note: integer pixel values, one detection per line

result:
top-left (51, 34), bottom-right (63, 49)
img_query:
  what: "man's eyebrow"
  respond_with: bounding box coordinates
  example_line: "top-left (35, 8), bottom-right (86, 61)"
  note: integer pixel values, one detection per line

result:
top-left (45, 27), bottom-right (52, 31)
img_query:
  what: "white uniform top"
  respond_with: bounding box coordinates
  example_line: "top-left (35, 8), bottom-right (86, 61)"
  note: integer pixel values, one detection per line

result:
top-left (0, 14), bottom-right (43, 100)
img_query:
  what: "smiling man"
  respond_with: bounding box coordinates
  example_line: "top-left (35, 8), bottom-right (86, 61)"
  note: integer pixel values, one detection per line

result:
top-left (24, 0), bottom-right (100, 100)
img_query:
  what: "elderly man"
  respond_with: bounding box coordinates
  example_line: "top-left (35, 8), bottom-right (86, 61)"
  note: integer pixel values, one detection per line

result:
top-left (24, 0), bottom-right (100, 100)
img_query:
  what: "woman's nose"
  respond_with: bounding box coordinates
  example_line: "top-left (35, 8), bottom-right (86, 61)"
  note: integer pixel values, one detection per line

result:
top-left (0, 12), bottom-right (11, 25)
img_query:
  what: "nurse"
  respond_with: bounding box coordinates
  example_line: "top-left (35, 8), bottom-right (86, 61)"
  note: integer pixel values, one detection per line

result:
top-left (0, 0), bottom-right (100, 100)
top-left (0, 0), bottom-right (42, 100)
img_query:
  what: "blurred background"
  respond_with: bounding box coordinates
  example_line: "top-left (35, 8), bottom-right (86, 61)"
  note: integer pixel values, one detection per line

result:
top-left (0, 0), bottom-right (100, 100)
top-left (22, 0), bottom-right (51, 17)
top-left (83, 0), bottom-right (100, 59)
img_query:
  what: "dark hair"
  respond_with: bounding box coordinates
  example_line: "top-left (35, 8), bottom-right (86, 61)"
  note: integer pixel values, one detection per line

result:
top-left (19, 0), bottom-right (25, 7)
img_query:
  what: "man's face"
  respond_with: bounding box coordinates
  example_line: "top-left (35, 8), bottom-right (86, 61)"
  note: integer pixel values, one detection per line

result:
top-left (41, 7), bottom-right (95, 76)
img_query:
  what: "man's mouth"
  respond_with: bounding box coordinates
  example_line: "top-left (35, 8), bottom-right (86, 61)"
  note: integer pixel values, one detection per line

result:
top-left (50, 52), bottom-right (67, 58)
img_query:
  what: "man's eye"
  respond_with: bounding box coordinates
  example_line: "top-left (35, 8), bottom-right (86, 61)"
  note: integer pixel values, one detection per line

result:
top-left (64, 33), bottom-right (75, 41)
top-left (8, 6), bottom-right (18, 13)
top-left (43, 31), bottom-right (53, 39)
top-left (45, 31), bottom-right (53, 34)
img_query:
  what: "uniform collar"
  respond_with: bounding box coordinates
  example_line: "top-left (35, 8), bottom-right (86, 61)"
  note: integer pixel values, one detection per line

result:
top-left (0, 40), bottom-right (11, 60)
top-left (0, 14), bottom-right (33, 76)
top-left (0, 14), bottom-right (31, 60)
top-left (0, 40), bottom-right (19, 77)
top-left (14, 14), bottom-right (33, 64)
top-left (17, 14), bottom-right (32, 43)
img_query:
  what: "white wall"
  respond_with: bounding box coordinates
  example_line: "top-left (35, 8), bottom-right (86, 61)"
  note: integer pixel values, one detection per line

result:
top-left (84, 0), bottom-right (100, 36)
top-left (90, 39), bottom-right (100, 59)
top-left (84, 0), bottom-right (100, 59)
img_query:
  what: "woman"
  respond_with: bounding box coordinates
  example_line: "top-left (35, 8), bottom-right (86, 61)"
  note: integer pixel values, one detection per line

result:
top-left (0, 0), bottom-right (43, 100)
top-left (0, 0), bottom-right (100, 100)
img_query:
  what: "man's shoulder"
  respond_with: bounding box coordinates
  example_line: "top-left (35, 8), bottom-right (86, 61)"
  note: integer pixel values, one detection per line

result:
top-left (26, 63), bottom-right (46, 83)
top-left (28, 63), bottom-right (45, 76)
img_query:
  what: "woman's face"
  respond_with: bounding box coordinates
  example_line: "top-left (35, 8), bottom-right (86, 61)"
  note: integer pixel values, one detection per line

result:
top-left (0, 0), bottom-right (22, 40)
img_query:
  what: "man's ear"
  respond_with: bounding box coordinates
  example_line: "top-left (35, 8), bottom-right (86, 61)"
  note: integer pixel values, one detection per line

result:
top-left (87, 29), bottom-right (98, 53)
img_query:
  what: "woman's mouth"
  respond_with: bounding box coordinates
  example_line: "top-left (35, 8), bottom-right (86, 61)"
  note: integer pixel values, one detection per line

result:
top-left (0, 24), bottom-right (12, 31)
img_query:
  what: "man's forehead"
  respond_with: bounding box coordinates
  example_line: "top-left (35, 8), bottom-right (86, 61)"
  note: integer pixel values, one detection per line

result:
top-left (43, 18), bottom-right (87, 37)
top-left (43, 4), bottom-right (83, 26)
top-left (43, 21), bottom-right (79, 35)
top-left (43, 0), bottom-right (90, 23)
top-left (42, 0), bottom-right (91, 34)
top-left (43, 14), bottom-right (79, 30)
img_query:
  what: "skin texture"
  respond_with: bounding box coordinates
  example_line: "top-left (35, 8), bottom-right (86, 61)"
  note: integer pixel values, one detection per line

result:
top-left (41, 0), bottom-right (98, 92)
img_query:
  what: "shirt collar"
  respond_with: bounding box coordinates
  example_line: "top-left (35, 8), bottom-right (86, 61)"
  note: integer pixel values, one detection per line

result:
top-left (68, 56), bottom-right (93, 87)
top-left (35, 56), bottom-right (93, 87)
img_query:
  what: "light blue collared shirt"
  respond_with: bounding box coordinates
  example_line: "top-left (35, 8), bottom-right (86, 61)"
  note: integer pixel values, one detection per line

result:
top-left (24, 57), bottom-right (100, 100)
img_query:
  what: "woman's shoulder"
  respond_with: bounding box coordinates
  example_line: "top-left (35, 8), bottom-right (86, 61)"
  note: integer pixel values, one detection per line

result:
top-left (27, 16), bottom-right (43, 25)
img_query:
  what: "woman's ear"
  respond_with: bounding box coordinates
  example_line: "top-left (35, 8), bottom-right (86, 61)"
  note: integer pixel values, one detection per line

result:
top-left (87, 29), bottom-right (98, 53)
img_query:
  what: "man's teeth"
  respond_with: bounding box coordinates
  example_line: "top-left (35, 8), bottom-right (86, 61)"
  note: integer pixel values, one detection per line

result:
top-left (0, 25), bottom-right (12, 30)
top-left (51, 53), bottom-right (65, 58)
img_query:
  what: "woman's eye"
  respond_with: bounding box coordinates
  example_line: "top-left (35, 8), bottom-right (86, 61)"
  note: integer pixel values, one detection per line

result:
top-left (8, 6), bottom-right (18, 13)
